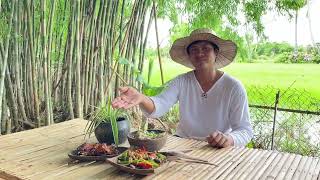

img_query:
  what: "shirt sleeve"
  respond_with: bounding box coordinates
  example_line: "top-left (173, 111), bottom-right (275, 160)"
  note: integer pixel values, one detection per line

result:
top-left (143, 76), bottom-right (181, 118)
top-left (227, 83), bottom-right (253, 146)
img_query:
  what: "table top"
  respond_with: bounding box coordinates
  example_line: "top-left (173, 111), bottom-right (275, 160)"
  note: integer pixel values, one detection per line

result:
top-left (1, 119), bottom-right (319, 180)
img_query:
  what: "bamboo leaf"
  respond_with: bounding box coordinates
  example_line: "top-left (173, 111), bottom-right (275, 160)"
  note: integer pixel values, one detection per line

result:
top-left (136, 74), bottom-right (146, 84)
top-left (118, 57), bottom-right (133, 66)
top-left (110, 111), bottom-right (119, 146)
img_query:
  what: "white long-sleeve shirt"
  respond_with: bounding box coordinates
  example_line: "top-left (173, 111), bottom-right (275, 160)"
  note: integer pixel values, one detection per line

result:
top-left (146, 71), bottom-right (253, 146)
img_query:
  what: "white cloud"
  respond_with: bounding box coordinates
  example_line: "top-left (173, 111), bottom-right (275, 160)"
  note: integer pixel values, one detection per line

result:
top-left (262, 0), bottom-right (320, 45)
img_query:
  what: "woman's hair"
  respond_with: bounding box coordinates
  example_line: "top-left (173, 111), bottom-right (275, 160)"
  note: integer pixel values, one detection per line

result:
top-left (186, 40), bottom-right (219, 54)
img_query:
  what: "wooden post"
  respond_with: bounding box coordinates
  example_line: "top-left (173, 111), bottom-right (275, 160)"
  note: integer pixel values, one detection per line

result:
top-left (271, 90), bottom-right (280, 150)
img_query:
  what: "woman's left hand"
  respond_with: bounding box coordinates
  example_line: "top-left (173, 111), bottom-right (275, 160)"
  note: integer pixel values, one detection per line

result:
top-left (207, 131), bottom-right (234, 148)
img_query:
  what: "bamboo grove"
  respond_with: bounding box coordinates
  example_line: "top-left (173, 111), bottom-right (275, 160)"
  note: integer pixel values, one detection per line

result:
top-left (0, 0), bottom-right (159, 134)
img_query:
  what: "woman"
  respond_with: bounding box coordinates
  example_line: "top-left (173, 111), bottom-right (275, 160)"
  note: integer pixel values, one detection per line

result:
top-left (112, 28), bottom-right (253, 148)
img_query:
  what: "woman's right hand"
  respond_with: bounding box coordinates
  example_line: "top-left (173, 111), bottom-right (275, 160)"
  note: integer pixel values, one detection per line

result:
top-left (112, 87), bottom-right (144, 109)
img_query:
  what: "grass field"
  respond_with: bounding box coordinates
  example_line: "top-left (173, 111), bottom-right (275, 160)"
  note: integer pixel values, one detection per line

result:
top-left (144, 60), bottom-right (320, 100)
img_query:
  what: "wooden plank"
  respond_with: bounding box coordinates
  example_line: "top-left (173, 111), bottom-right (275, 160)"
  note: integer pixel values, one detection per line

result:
top-left (157, 147), bottom-right (218, 179)
top-left (52, 162), bottom-right (119, 179)
top-left (0, 119), bottom-right (84, 141)
top-left (211, 149), bottom-right (258, 179)
top-left (0, 170), bottom-right (23, 180)
top-left (147, 146), bottom-right (212, 179)
top-left (275, 154), bottom-right (296, 180)
top-left (282, 154), bottom-right (302, 180)
top-left (220, 148), bottom-right (261, 180)
top-left (186, 147), bottom-right (236, 180)
top-left (297, 156), bottom-right (314, 180)
top-left (30, 161), bottom-right (103, 179)
top-left (256, 151), bottom-right (283, 180)
top-left (0, 133), bottom-right (91, 164)
top-left (3, 138), bottom-right (98, 178)
top-left (312, 157), bottom-right (320, 180)
top-left (235, 150), bottom-right (271, 180)
top-left (146, 145), bottom-right (220, 179)
top-left (194, 148), bottom-right (250, 180)
top-left (241, 150), bottom-right (276, 180)
top-left (305, 157), bottom-right (318, 180)
top-left (97, 168), bottom-right (140, 180)
top-left (182, 147), bottom-right (236, 180)
top-left (1, 119), bottom-right (90, 179)
top-left (185, 148), bottom-right (234, 179)
top-left (163, 138), bottom-right (204, 151)
top-left (0, 121), bottom-right (85, 150)
top-left (264, 152), bottom-right (290, 179)
top-left (1, 145), bottom-right (71, 172)
top-left (291, 156), bottom-right (308, 180)
top-left (7, 144), bottom-right (78, 175)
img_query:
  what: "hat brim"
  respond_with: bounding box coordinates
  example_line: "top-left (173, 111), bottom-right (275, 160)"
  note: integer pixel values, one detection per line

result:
top-left (169, 33), bottom-right (237, 69)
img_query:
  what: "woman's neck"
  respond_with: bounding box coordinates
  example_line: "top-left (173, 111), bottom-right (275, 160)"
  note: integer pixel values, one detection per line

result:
top-left (194, 68), bottom-right (217, 83)
top-left (194, 69), bottom-right (223, 92)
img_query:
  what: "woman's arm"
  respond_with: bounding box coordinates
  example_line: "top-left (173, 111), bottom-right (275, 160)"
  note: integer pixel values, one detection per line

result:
top-left (112, 75), bottom-right (182, 118)
top-left (112, 87), bottom-right (155, 114)
top-left (227, 84), bottom-right (253, 146)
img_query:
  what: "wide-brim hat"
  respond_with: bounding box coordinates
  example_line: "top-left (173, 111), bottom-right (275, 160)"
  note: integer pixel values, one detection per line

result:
top-left (169, 28), bottom-right (237, 69)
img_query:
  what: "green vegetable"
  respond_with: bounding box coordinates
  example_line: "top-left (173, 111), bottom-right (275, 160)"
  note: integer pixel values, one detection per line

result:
top-left (156, 153), bottom-right (166, 161)
top-left (117, 149), bottom-right (166, 169)
top-left (149, 160), bottom-right (160, 168)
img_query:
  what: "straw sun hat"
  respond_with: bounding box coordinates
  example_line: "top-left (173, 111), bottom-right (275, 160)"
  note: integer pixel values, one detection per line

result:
top-left (169, 28), bottom-right (237, 69)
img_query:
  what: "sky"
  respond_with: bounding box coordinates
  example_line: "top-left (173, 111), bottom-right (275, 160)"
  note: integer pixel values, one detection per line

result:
top-left (263, 0), bottom-right (320, 46)
top-left (147, 0), bottom-right (320, 48)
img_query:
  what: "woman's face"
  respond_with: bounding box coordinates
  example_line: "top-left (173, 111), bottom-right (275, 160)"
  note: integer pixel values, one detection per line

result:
top-left (188, 41), bottom-right (217, 69)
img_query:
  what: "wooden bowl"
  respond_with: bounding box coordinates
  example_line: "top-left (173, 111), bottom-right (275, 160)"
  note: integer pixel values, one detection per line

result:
top-left (127, 130), bottom-right (167, 151)
top-left (106, 153), bottom-right (169, 175)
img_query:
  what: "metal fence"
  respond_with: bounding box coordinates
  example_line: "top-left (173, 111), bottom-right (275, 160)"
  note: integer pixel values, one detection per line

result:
top-left (247, 86), bottom-right (320, 156)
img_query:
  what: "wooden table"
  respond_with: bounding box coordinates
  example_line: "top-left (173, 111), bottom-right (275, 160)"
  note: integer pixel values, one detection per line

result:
top-left (1, 119), bottom-right (320, 180)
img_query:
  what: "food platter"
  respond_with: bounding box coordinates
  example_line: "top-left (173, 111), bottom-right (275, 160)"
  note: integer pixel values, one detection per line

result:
top-left (106, 148), bottom-right (169, 175)
top-left (68, 143), bottom-right (128, 161)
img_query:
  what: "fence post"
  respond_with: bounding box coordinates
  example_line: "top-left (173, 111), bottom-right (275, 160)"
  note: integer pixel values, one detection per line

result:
top-left (271, 90), bottom-right (280, 150)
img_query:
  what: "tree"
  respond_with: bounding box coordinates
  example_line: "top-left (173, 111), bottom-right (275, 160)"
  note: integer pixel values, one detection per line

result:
top-left (156, 0), bottom-right (307, 61)
top-left (0, 0), bottom-right (153, 134)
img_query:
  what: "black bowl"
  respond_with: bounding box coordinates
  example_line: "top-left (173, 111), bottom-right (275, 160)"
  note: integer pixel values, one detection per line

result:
top-left (94, 117), bottom-right (130, 144)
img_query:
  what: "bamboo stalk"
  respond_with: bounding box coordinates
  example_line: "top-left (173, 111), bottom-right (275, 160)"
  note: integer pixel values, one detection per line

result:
top-left (67, 5), bottom-right (75, 119)
top-left (104, 0), bottom-right (138, 99)
top-left (0, 0), bottom-right (15, 127)
top-left (113, 0), bottom-right (138, 96)
top-left (0, 0), bottom-right (153, 131)
top-left (86, 7), bottom-right (97, 114)
top-left (1, 92), bottom-right (7, 134)
top-left (152, 0), bottom-right (164, 85)
top-left (14, 5), bottom-right (29, 126)
top-left (24, 0), bottom-right (40, 126)
top-left (47, 0), bottom-right (56, 124)
top-left (5, 68), bottom-right (19, 129)
top-left (80, 0), bottom-right (88, 116)
top-left (75, 0), bottom-right (83, 118)
top-left (41, 0), bottom-right (52, 125)
top-left (54, 0), bottom-right (68, 106)
top-left (138, 6), bottom-right (153, 90)
top-left (98, 0), bottom-right (107, 103)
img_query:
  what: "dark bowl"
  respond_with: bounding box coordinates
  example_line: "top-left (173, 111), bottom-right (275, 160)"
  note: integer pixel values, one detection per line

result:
top-left (94, 117), bottom-right (130, 144)
top-left (68, 147), bottom-right (128, 161)
top-left (127, 130), bottom-right (167, 151)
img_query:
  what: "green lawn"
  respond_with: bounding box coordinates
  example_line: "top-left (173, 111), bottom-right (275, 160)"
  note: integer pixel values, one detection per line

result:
top-left (144, 60), bottom-right (320, 100)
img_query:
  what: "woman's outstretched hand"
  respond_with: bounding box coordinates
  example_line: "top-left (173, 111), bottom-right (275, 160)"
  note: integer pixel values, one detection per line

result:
top-left (112, 87), bottom-right (143, 109)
